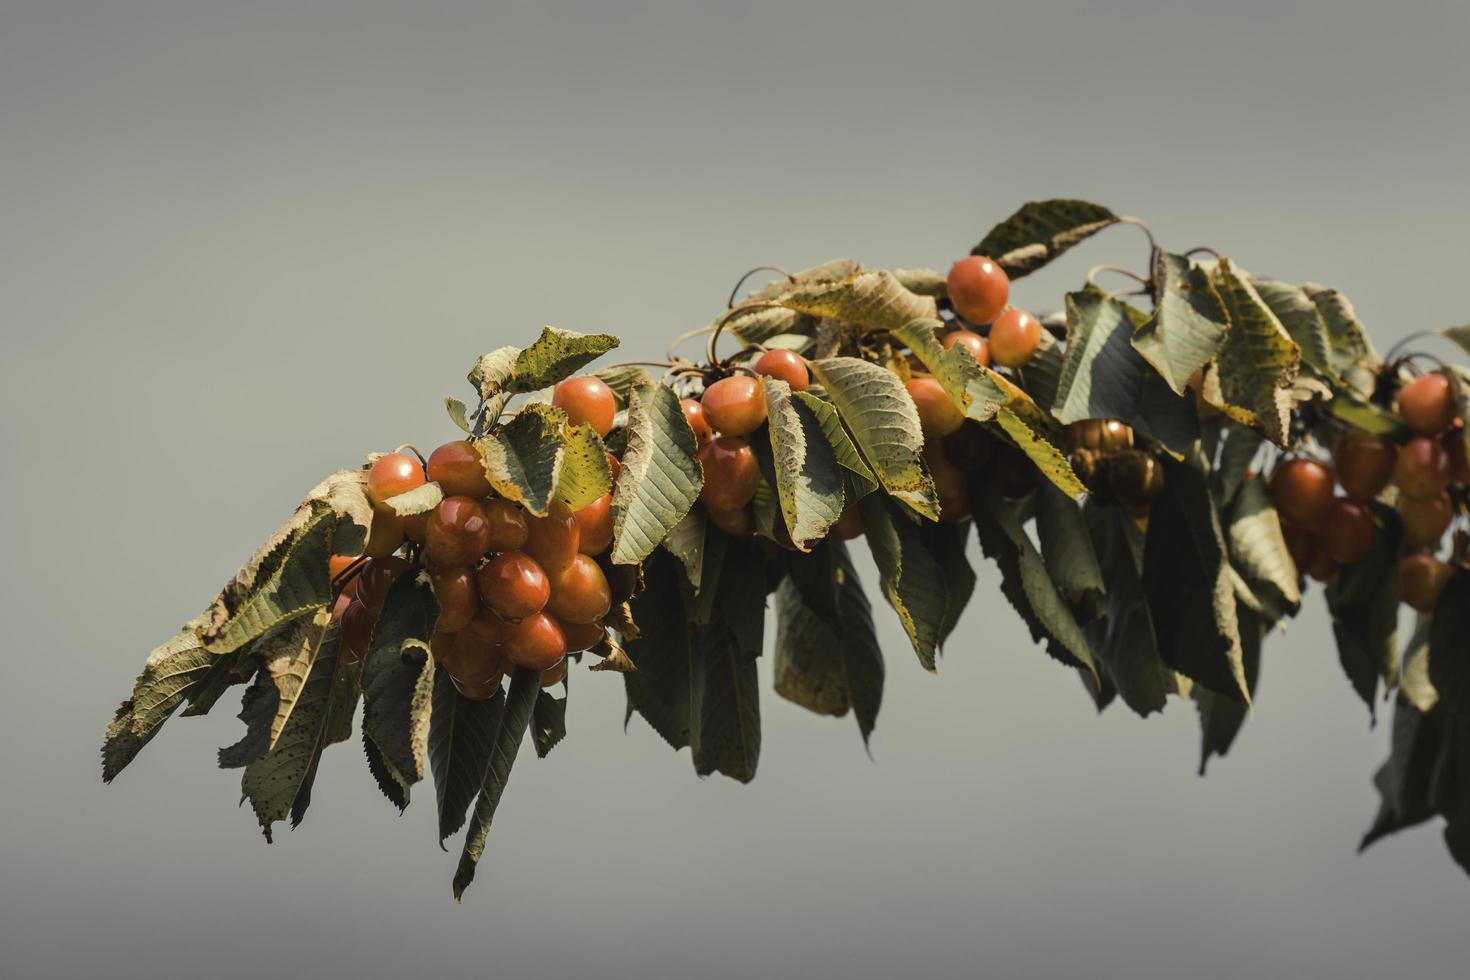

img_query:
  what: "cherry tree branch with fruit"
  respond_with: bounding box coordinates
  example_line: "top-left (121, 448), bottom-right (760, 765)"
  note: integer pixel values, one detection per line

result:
top-left (100, 199), bottom-right (1470, 898)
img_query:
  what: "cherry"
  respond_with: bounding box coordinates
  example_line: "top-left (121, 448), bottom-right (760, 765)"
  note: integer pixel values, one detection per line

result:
top-left (830, 503), bottom-right (864, 540)
top-left (606, 451), bottom-right (622, 483)
top-left (1399, 554), bottom-right (1453, 612)
top-left (701, 376), bottom-right (767, 437)
top-left (559, 619), bottom-right (606, 652)
top-left (1333, 432), bottom-right (1396, 502)
top-left (1109, 450), bottom-right (1165, 511)
top-left (440, 631), bottom-right (507, 696)
top-left (540, 658), bottom-right (569, 688)
top-left (1270, 458), bottom-right (1335, 526)
top-left (988, 308), bottom-right (1041, 368)
top-left (706, 504), bottom-right (753, 537)
top-left (338, 599), bottom-right (376, 665)
top-left (926, 441), bottom-right (969, 523)
top-left (1280, 519), bottom-right (1317, 575)
top-left (545, 554), bottom-right (613, 624)
top-left (501, 613), bottom-right (567, 671)
top-left (329, 591), bottom-right (353, 622)
top-left (552, 375), bottom-right (616, 438)
top-left (1321, 498), bottom-right (1374, 565)
top-left (1097, 420), bottom-right (1134, 454)
top-left (753, 349), bottom-right (810, 392)
top-left (1397, 373), bottom-right (1456, 435)
top-left (946, 256), bottom-right (1010, 325)
top-left (483, 498), bottom-right (531, 552)
top-left (363, 507), bottom-right (407, 559)
top-left (1307, 549), bottom-right (1341, 584)
top-left (367, 452), bottom-right (426, 505)
top-left (698, 436), bottom-right (759, 511)
top-left (355, 555), bottom-right (412, 613)
top-left (1065, 420), bottom-right (1103, 453)
top-left (426, 440), bottom-right (491, 499)
top-left (1445, 420), bottom-right (1470, 483)
top-left (329, 554), bottom-right (361, 582)
top-left (942, 422), bottom-right (995, 472)
top-left (425, 495), bottom-right (493, 566)
top-left (1393, 436), bottom-right (1450, 499)
top-left (525, 504), bottom-right (581, 573)
top-left (1399, 491), bottom-right (1453, 549)
top-left (681, 398), bottom-right (714, 448)
top-left (403, 511), bottom-right (430, 546)
top-left (430, 566), bottom-right (480, 632)
top-left (941, 329), bottom-right (990, 368)
top-left (992, 446), bottom-right (1037, 501)
top-left (906, 376), bottom-right (964, 438)
top-left (596, 553), bottom-right (640, 604)
top-left (476, 551), bottom-right (550, 622)
top-left (573, 493), bottom-right (614, 555)
top-left (462, 608), bottom-right (512, 650)
top-left (1070, 449), bottom-right (1106, 496)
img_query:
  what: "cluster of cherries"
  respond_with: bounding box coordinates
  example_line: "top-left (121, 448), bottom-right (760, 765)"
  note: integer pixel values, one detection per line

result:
top-left (1269, 372), bottom-right (1468, 612)
top-left (329, 375), bottom-right (636, 699)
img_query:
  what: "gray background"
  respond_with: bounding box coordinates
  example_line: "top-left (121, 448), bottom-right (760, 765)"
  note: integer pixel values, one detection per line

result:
top-left (3, 1), bottom-right (1468, 977)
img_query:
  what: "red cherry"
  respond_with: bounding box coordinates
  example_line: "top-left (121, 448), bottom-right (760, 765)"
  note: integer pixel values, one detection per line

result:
top-left (501, 613), bottom-right (567, 671)
top-left (1397, 374), bottom-right (1456, 435)
top-left (1321, 498), bottom-right (1374, 565)
top-left (706, 504), bottom-right (754, 537)
top-left (946, 256), bottom-right (1010, 325)
top-left (988, 309), bottom-right (1042, 368)
top-left (430, 566), bottom-right (480, 632)
top-left (942, 329), bottom-right (990, 367)
top-left (1399, 491), bottom-right (1453, 549)
top-left (552, 375), bottom-right (616, 438)
top-left (830, 503), bottom-right (864, 540)
top-left (1399, 554), bottom-right (1453, 612)
top-left (476, 551), bottom-right (550, 622)
top-left (681, 398), bottom-right (714, 448)
top-left (698, 436), bottom-right (759, 511)
top-left (426, 440), bottom-right (491, 498)
top-left (573, 494), bottom-right (614, 555)
top-left (540, 658), bottom-right (569, 688)
top-left (483, 498), bottom-right (531, 553)
top-left (753, 349), bottom-right (810, 392)
top-left (1270, 458), bottom-right (1335, 526)
top-left (1333, 432), bottom-right (1396, 502)
top-left (559, 619), bottom-right (606, 652)
top-left (354, 556), bottom-right (412, 613)
top-left (425, 495), bottom-right (493, 566)
top-left (905, 376), bottom-right (964, 438)
top-left (701, 376), bottom-right (768, 437)
top-left (338, 599), bottom-right (376, 665)
top-left (545, 554), bottom-right (613, 624)
top-left (1393, 437), bottom-right (1451, 500)
top-left (366, 452), bottom-right (426, 505)
top-left (525, 504), bottom-right (581, 573)
top-left (1280, 519), bottom-right (1317, 575)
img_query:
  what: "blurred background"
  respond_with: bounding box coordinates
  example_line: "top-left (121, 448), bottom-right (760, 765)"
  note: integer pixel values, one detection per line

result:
top-left (3, 2), bottom-right (1469, 977)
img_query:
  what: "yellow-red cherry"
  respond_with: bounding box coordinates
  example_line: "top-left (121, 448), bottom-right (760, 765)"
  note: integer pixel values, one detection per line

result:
top-left (1333, 432), bottom-right (1396, 502)
top-left (989, 308), bottom-right (1042, 368)
top-left (942, 329), bottom-right (990, 367)
top-left (905, 376), bottom-right (964, 438)
top-left (501, 613), bottom-right (567, 671)
top-left (545, 554), bottom-right (613, 625)
top-left (1397, 373), bottom-right (1456, 435)
top-left (483, 498), bottom-right (531, 553)
top-left (426, 440), bottom-right (491, 498)
top-left (1393, 436), bottom-right (1451, 500)
top-left (1321, 498), bottom-right (1374, 565)
top-left (1399, 491), bottom-right (1453, 549)
top-left (701, 376), bottom-right (767, 437)
top-left (476, 551), bottom-right (550, 622)
top-left (573, 494), bottom-right (614, 555)
top-left (681, 398), bottom-right (714, 448)
top-left (552, 375), bottom-right (617, 437)
top-left (425, 495), bottom-right (493, 566)
top-left (525, 504), bottom-right (581, 573)
top-left (697, 436), bottom-right (759, 511)
top-left (1270, 458), bottom-right (1335, 526)
top-left (946, 256), bottom-right (1010, 325)
top-left (1399, 554), bottom-right (1453, 612)
top-left (367, 452), bottom-right (426, 505)
top-left (753, 349), bottom-right (810, 392)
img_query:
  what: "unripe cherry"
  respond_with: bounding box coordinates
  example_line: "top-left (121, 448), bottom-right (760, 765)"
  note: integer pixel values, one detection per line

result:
top-left (1333, 432), bottom-right (1396, 502)
top-left (366, 452), bottom-right (426, 506)
top-left (1393, 436), bottom-right (1450, 500)
top-left (1397, 373), bottom-right (1456, 435)
top-left (525, 504), bottom-right (580, 573)
top-left (1399, 554), bottom-right (1452, 612)
top-left (425, 495), bottom-right (493, 566)
top-left (698, 436), bottom-right (759, 511)
top-left (426, 440), bottom-right (491, 498)
top-left (1270, 458), bottom-right (1335, 526)
top-left (1321, 498), bottom-right (1374, 565)
top-left (942, 329), bottom-right (990, 367)
top-left (476, 551), bottom-right (550, 622)
top-left (552, 375), bottom-right (617, 437)
top-left (1399, 491), bottom-right (1453, 549)
top-left (753, 349), bottom-right (810, 392)
top-left (501, 613), bottom-right (567, 671)
top-left (483, 498), bottom-right (531, 553)
top-left (681, 398), bottom-right (714, 448)
top-left (905, 376), bottom-right (964, 438)
top-left (946, 256), bottom-right (1010, 325)
top-left (988, 308), bottom-right (1041, 368)
top-left (701, 376), bottom-right (767, 437)
top-left (545, 554), bottom-right (613, 625)
top-left (573, 494), bottom-right (614, 555)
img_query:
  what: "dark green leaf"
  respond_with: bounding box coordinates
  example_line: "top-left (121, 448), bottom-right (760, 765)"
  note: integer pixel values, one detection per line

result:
top-left (623, 550), bottom-right (694, 749)
top-left (1196, 604), bottom-right (1266, 773)
top-left (102, 629), bottom-right (227, 782)
top-left (1035, 483), bottom-right (1105, 623)
top-left (445, 397), bottom-right (473, 433)
top-left (762, 377), bottom-right (845, 549)
top-left (510, 326), bottom-right (619, 392)
top-left (610, 382), bottom-right (704, 565)
top-left (480, 402), bottom-right (568, 517)
top-left (1227, 478), bottom-right (1302, 622)
top-left (428, 672), bottom-right (503, 845)
top-left (1082, 502), bottom-right (1173, 717)
top-left (1203, 259), bottom-right (1302, 446)
top-left (792, 390), bottom-right (878, 501)
top-left (925, 520), bottom-right (976, 647)
top-left (1303, 284), bottom-right (1380, 396)
top-left (1252, 279), bottom-right (1334, 381)
top-left (1133, 252), bottom-right (1227, 395)
top-left (689, 537), bottom-right (765, 782)
top-left (1360, 697), bottom-right (1446, 851)
top-left (859, 495), bottom-right (949, 671)
top-left (1213, 424), bottom-right (1263, 507)
top-left (973, 199), bottom-right (1119, 278)
top-left (1429, 569), bottom-right (1470, 716)
top-left (1326, 502), bottom-right (1403, 714)
top-left (360, 575), bottom-right (439, 808)
top-left (531, 688), bottom-right (568, 759)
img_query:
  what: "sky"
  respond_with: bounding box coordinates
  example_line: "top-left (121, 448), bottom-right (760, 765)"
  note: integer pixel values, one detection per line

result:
top-left (2, 2), bottom-right (1469, 978)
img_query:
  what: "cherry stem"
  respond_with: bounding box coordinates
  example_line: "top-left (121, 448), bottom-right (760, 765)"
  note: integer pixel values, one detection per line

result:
top-left (601, 359), bottom-right (677, 371)
top-left (1383, 330), bottom-right (1441, 365)
top-left (1183, 246), bottom-right (1222, 261)
top-left (726, 265), bottom-right (795, 309)
top-left (666, 325), bottom-right (713, 362)
top-left (1116, 215), bottom-right (1159, 265)
top-left (1086, 263), bottom-right (1149, 288)
top-left (395, 444), bottom-right (428, 467)
top-left (708, 302), bottom-right (784, 366)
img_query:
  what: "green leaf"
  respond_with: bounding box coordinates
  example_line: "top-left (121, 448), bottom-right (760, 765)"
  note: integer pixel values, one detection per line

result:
top-left (761, 377), bottom-right (845, 550)
top-left (240, 622), bottom-right (362, 842)
top-left (532, 687), bottom-right (568, 759)
top-left (1082, 502), bottom-right (1173, 717)
top-left (594, 364), bottom-right (652, 409)
top-left (809, 356), bottom-right (938, 519)
top-left (1326, 387), bottom-right (1406, 437)
top-left (1132, 252), bottom-right (1226, 394)
top-left (1227, 478), bottom-right (1302, 622)
top-left (858, 495), bottom-right (949, 672)
top-left (179, 650), bottom-right (259, 718)
top-left (453, 665), bottom-right (542, 900)
top-left (1196, 604), bottom-right (1267, 774)
top-left (1360, 696), bottom-right (1445, 852)
top-left (257, 608), bottom-right (346, 752)
top-left (1252, 279), bottom-right (1334, 381)
top-left (1214, 424), bottom-right (1263, 507)
top-left (689, 537), bottom-right (765, 782)
top-left (623, 550), bottom-right (694, 749)
top-left (102, 629), bottom-right (227, 782)
top-left (382, 480), bottom-right (443, 518)
top-left (927, 521), bottom-right (975, 647)
top-left (510, 326), bottom-right (620, 392)
top-left (445, 397), bottom-right (473, 433)
top-left (1303, 284), bottom-right (1380, 395)
top-left (1055, 289), bottom-right (1200, 455)
top-left (754, 269), bottom-right (939, 336)
top-left (1021, 329), bottom-right (1067, 413)
top-left (610, 382), bottom-right (704, 565)
top-left (893, 268), bottom-right (945, 296)
top-left (774, 541), bottom-right (884, 746)
top-left (1035, 483), bottom-right (1106, 623)
top-left (428, 672), bottom-right (502, 845)
top-left (662, 506), bottom-right (708, 589)
top-left (480, 402), bottom-right (567, 517)
top-left (1325, 502), bottom-right (1404, 714)
top-left (1204, 258), bottom-right (1302, 446)
top-left (1440, 323), bottom-right (1470, 359)
top-left (970, 483), bottom-right (1098, 682)
top-left (791, 390), bottom-right (878, 501)
top-left (1428, 569), bottom-right (1470, 715)
top-left (217, 671), bottom-right (277, 770)
top-left (552, 421), bottom-right (612, 511)
top-left (1141, 456), bottom-right (1251, 703)
top-left (973, 199), bottom-right (1119, 278)
top-left (360, 575), bottom-right (439, 808)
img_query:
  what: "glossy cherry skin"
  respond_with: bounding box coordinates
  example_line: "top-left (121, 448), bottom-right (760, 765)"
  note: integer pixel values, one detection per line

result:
top-left (681, 398), bottom-right (714, 448)
top-left (702, 376), bottom-right (768, 437)
top-left (942, 329), bottom-right (990, 368)
top-left (1397, 373), bottom-right (1456, 435)
top-left (540, 658), bottom-right (569, 688)
top-left (753, 349), bottom-right (810, 392)
top-left (698, 436), bottom-right (759, 511)
top-left (906, 376), bottom-right (964, 438)
top-left (1097, 420), bottom-right (1134, 454)
top-left (706, 503), bottom-right (754, 537)
top-left (947, 256), bottom-right (1010, 325)
top-left (988, 308), bottom-right (1041, 368)
top-left (483, 498), bottom-right (531, 553)
top-left (573, 494), bottom-right (614, 555)
top-left (606, 451), bottom-right (622, 483)
top-left (476, 551), bottom-right (550, 622)
top-left (353, 555), bottom-right (412, 613)
top-left (425, 495), bottom-right (493, 567)
top-left (525, 504), bottom-right (581, 573)
top-left (830, 503), bottom-right (864, 540)
top-left (1307, 549), bottom-right (1341, 584)
top-left (430, 566), bottom-right (480, 632)
top-left (1393, 436), bottom-right (1451, 500)
top-left (1399, 554), bottom-right (1453, 612)
top-left (1270, 458), bottom-right (1335, 527)
top-left (559, 619), bottom-right (606, 653)
top-left (1109, 451), bottom-right (1166, 511)
top-left (501, 613), bottom-right (567, 671)
top-left (1321, 498), bottom-right (1375, 565)
top-left (426, 440), bottom-right (492, 498)
top-left (545, 554), bottom-right (613, 624)
top-left (1333, 432), bottom-right (1396, 502)
top-left (338, 599), bottom-right (376, 665)
top-left (366, 452), bottom-right (426, 505)
top-left (1280, 519), bottom-right (1318, 575)
top-left (1399, 491), bottom-right (1453, 549)
top-left (552, 375), bottom-right (617, 437)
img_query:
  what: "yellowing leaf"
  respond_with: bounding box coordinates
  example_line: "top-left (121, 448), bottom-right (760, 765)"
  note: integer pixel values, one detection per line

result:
top-left (610, 383), bottom-right (704, 565)
top-left (1204, 258), bottom-right (1302, 446)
